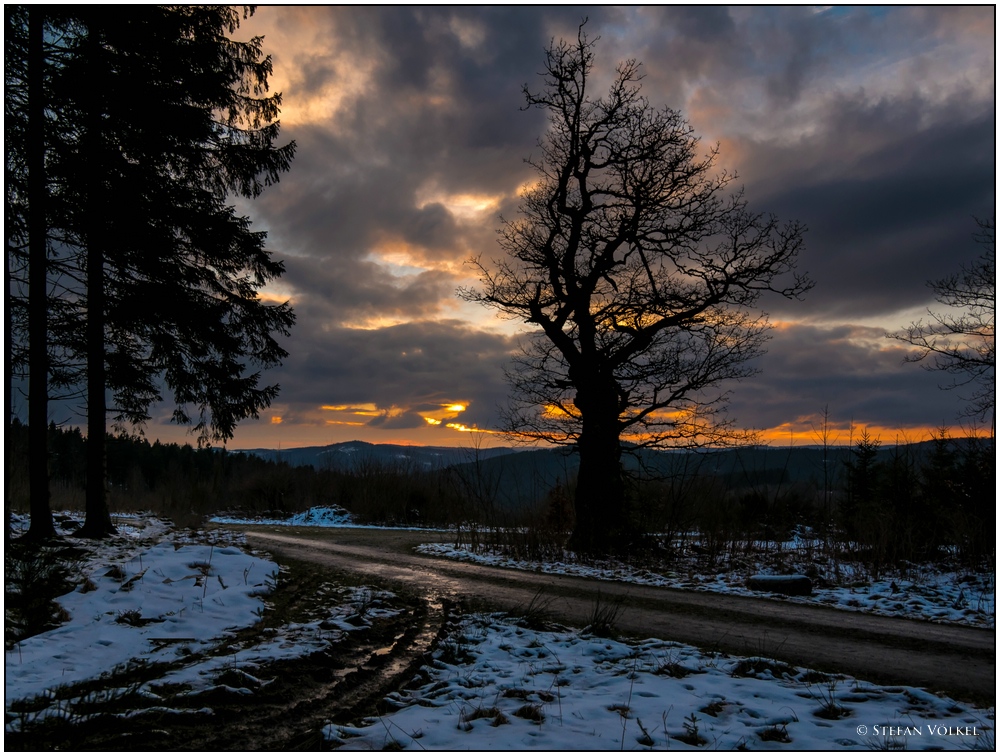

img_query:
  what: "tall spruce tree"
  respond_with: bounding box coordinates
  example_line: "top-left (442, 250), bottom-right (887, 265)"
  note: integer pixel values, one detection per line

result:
top-left (12, 6), bottom-right (295, 538)
top-left (5, 6), bottom-right (57, 540)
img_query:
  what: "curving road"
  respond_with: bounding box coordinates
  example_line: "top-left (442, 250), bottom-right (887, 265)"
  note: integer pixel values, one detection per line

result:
top-left (236, 525), bottom-right (995, 706)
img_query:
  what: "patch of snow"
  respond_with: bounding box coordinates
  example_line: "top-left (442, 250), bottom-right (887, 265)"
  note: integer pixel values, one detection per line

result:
top-left (416, 543), bottom-right (995, 628)
top-left (211, 505), bottom-right (355, 527)
top-left (5, 512), bottom-right (401, 730)
top-left (211, 506), bottom-right (446, 532)
top-left (6, 520), bottom-right (277, 710)
top-left (327, 613), bottom-right (994, 751)
top-left (8, 510), bottom-right (173, 543)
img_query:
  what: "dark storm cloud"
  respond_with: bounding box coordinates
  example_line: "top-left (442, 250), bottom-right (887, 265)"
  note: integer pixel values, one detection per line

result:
top-left (632, 7), bottom-right (987, 115)
top-left (741, 95), bottom-right (994, 322)
top-left (594, 8), bottom-right (994, 326)
top-left (621, 6), bottom-right (825, 108)
top-left (259, 124), bottom-right (463, 260)
top-left (594, 8), bottom-right (994, 327)
top-left (202, 6), bottom-right (992, 446)
top-left (728, 324), bottom-right (972, 433)
top-left (366, 411), bottom-right (428, 431)
top-left (282, 253), bottom-right (455, 324)
top-left (273, 319), bottom-right (516, 427)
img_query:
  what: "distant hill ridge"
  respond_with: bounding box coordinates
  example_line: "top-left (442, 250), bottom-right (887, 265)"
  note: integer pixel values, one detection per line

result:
top-left (237, 438), bottom-right (969, 503)
top-left (237, 440), bottom-right (518, 471)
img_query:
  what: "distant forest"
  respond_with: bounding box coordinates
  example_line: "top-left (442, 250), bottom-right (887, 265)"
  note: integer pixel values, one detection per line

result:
top-left (6, 420), bottom-right (994, 569)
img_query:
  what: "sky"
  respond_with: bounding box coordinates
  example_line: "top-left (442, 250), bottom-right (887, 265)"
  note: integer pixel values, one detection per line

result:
top-left (42, 6), bottom-right (999, 450)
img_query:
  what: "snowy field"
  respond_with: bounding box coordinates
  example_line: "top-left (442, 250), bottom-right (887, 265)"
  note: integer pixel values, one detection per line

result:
top-left (5, 512), bottom-right (398, 728)
top-left (330, 613), bottom-right (993, 751)
top-left (6, 511), bottom-right (994, 750)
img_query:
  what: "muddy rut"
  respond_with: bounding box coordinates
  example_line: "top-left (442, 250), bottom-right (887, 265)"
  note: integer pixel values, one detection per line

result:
top-left (9, 556), bottom-right (452, 751)
top-left (243, 527), bottom-right (995, 707)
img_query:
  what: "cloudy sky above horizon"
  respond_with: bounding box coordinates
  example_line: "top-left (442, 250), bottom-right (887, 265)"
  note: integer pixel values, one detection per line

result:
top-left (129, 7), bottom-right (998, 448)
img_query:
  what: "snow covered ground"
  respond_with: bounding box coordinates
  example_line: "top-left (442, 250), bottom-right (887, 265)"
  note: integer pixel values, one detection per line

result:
top-left (210, 504), bottom-right (357, 528)
top-left (5, 512), bottom-right (398, 729)
top-left (6, 511), bottom-right (994, 750)
top-left (329, 613), bottom-right (993, 751)
top-left (417, 541), bottom-right (995, 629)
top-left (211, 505), bottom-right (444, 531)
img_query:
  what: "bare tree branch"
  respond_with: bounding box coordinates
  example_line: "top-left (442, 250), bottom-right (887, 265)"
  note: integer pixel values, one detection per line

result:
top-left (889, 217), bottom-right (995, 425)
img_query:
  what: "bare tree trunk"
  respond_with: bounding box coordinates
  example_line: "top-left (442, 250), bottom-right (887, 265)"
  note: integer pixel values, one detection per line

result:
top-left (24, 5), bottom-right (55, 541)
top-left (568, 382), bottom-right (630, 554)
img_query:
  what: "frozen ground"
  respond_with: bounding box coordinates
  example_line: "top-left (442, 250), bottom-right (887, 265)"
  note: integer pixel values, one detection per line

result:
top-left (417, 541), bottom-right (995, 629)
top-left (6, 512), bottom-right (994, 750)
top-left (329, 613), bottom-right (993, 751)
top-left (5, 512), bottom-right (398, 729)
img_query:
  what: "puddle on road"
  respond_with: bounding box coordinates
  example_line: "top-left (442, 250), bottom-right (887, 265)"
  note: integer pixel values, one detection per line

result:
top-left (247, 533), bottom-right (465, 601)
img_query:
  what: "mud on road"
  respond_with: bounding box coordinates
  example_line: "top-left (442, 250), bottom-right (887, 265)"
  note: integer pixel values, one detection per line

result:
top-left (240, 525), bottom-right (995, 708)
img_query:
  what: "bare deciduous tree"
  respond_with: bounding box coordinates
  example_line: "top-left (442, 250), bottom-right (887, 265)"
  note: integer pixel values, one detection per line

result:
top-left (890, 217), bottom-right (995, 429)
top-left (462, 27), bottom-right (811, 554)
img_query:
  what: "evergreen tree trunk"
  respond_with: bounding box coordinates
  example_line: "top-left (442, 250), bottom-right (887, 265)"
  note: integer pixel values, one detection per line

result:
top-left (78, 26), bottom-right (115, 539)
top-left (24, 6), bottom-right (55, 541)
top-left (80, 236), bottom-right (114, 537)
top-left (4, 226), bottom-right (10, 542)
top-left (5, 10), bottom-right (14, 543)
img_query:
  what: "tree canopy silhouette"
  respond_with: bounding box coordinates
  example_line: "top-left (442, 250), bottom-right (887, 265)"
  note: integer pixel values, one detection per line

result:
top-left (6, 7), bottom-right (296, 538)
top-left (463, 27), bottom-right (811, 554)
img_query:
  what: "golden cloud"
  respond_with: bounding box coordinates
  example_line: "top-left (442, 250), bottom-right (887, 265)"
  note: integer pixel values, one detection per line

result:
top-left (240, 8), bottom-right (380, 131)
top-left (321, 403), bottom-right (384, 419)
top-left (444, 422), bottom-right (499, 434)
top-left (417, 401), bottom-right (472, 427)
top-left (415, 181), bottom-right (503, 221)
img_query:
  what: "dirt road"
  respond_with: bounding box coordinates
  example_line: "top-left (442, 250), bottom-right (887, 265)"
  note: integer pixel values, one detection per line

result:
top-left (239, 526), bottom-right (995, 706)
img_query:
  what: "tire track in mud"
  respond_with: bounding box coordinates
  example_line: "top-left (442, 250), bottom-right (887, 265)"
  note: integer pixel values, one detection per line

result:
top-left (10, 558), bottom-right (451, 751)
top-left (246, 530), bottom-right (996, 707)
top-left (249, 594), bottom-right (451, 751)
top-left (184, 580), bottom-right (451, 751)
